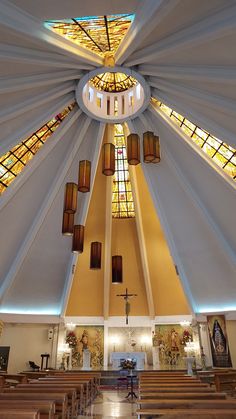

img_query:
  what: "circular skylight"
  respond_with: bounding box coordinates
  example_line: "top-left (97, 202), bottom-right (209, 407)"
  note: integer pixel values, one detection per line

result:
top-left (76, 66), bottom-right (150, 123)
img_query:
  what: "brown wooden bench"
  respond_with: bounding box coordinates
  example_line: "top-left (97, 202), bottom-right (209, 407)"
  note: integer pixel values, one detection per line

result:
top-left (214, 372), bottom-right (236, 394)
top-left (139, 383), bottom-right (210, 389)
top-left (0, 400), bottom-right (55, 419)
top-left (34, 377), bottom-right (90, 405)
top-left (0, 409), bottom-right (40, 418)
top-left (1, 391), bottom-right (68, 419)
top-left (136, 398), bottom-right (236, 409)
top-left (139, 386), bottom-right (215, 393)
top-left (0, 374), bottom-right (28, 385)
top-left (27, 380), bottom-right (86, 413)
top-left (138, 392), bottom-right (227, 399)
top-left (136, 408), bottom-right (236, 418)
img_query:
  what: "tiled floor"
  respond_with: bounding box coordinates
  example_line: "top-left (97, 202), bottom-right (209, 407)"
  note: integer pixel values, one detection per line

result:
top-left (78, 390), bottom-right (137, 418)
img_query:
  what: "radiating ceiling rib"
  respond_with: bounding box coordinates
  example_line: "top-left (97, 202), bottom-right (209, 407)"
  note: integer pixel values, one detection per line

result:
top-left (0, 0), bottom-right (103, 66)
top-left (0, 82), bottom-right (75, 125)
top-left (138, 64), bottom-right (236, 84)
top-left (0, 70), bottom-right (82, 94)
top-left (61, 121), bottom-right (106, 315)
top-left (115, 0), bottom-right (180, 65)
top-left (0, 114), bottom-right (92, 304)
top-left (0, 95), bottom-right (75, 156)
top-left (149, 78), bottom-right (235, 117)
top-left (151, 88), bottom-right (236, 148)
top-left (0, 44), bottom-right (94, 70)
top-left (125, 2), bottom-right (236, 66)
top-left (146, 105), bottom-right (236, 265)
top-left (128, 115), bottom-right (196, 313)
top-left (0, 107), bottom-right (81, 211)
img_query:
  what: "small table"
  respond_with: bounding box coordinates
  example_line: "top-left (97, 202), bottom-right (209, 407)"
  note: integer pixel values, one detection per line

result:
top-left (126, 373), bottom-right (138, 399)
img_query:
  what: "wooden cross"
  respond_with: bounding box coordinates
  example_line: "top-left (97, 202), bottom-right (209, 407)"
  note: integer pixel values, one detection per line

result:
top-left (116, 288), bottom-right (137, 324)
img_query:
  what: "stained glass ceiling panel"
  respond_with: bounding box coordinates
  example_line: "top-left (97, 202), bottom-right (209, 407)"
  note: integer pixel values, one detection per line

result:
top-left (90, 72), bottom-right (137, 93)
top-left (45, 14), bottom-right (135, 57)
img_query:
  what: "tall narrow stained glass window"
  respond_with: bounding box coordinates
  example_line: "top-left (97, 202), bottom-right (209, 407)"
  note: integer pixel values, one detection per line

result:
top-left (0, 104), bottom-right (75, 194)
top-left (112, 124), bottom-right (135, 218)
top-left (151, 97), bottom-right (236, 181)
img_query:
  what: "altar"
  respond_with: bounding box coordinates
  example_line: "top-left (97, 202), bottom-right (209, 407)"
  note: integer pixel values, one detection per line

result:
top-left (110, 352), bottom-right (146, 370)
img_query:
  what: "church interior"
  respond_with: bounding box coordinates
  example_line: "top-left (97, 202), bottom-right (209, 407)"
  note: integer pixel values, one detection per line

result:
top-left (0, 1), bottom-right (235, 414)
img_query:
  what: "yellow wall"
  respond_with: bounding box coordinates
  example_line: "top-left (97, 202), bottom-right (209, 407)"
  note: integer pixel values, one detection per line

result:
top-left (109, 218), bottom-right (148, 316)
top-left (66, 154), bottom-right (106, 316)
top-left (135, 165), bottom-right (191, 316)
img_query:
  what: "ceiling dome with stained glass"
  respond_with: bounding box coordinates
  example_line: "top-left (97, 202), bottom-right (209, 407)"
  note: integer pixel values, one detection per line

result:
top-left (89, 72), bottom-right (137, 93)
top-left (0, 0), bottom-right (235, 320)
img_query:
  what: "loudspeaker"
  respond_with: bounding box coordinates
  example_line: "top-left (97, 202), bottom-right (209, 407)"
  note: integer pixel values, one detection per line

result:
top-left (48, 328), bottom-right (54, 341)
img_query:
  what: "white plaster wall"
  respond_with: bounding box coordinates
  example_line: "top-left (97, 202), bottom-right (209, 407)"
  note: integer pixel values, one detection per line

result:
top-left (226, 320), bottom-right (236, 368)
top-left (0, 323), bottom-right (58, 373)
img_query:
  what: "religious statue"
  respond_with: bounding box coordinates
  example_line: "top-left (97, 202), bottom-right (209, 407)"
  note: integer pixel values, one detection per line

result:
top-left (80, 329), bottom-right (89, 351)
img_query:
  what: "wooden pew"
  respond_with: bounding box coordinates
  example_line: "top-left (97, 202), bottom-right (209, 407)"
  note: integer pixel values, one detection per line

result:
top-left (34, 377), bottom-right (90, 405)
top-left (28, 380), bottom-right (86, 412)
top-left (136, 399), bottom-right (236, 409)
top-left (1, 391), bottom-right (68, 419)
top-left (139, 387), bottom-right (215, 393)
top-left (0, 400), bottom-right (55, 419)
top-left (139, 392), bottom-right (227, 400)
top-left (214, 372), bottom-right (236, 394)
top-left (0, 409), bottom-right (40, 418)
top-left (0, 374), bottom-right (27, 385)
top-left (136, 409), bottom-right (236, 418)
top-left (139, 383), bottom-right (210, 389)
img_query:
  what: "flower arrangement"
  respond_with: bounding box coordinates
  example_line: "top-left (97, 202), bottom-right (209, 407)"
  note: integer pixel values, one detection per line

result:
top-left (181, 329), bottom-right (193, 346)
top-left (120, 359), bottom-right (136, 370)
top-left (65, 331), bottom-right (77, 348)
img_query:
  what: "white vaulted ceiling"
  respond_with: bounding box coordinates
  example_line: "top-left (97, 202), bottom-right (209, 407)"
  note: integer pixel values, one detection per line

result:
top-left (0, 0), bottom-right (235, 319)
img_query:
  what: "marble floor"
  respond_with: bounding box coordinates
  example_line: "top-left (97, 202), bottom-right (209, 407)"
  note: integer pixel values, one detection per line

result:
top-left (78, 390), bottom-right (137, 418)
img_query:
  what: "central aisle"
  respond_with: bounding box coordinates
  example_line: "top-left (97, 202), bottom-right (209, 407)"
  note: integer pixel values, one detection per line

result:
top-left (78, 390), bottom-right (137, 418)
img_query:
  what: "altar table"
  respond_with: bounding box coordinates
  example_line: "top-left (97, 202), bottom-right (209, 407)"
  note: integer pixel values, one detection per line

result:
top-left (110, 352), bottom-right (146, 370)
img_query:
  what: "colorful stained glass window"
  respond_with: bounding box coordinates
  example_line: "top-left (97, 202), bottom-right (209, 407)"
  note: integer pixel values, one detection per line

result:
top-left (90, 72), bottom-right (137, 93)
top-left (151, 98), bottom-right (236, 181)
top-left (0, 104), bottom-right (74, 195)
top-left (45, 14), bottom-right (135, 57)
top-left (112, 124), bottom-right (135, 218)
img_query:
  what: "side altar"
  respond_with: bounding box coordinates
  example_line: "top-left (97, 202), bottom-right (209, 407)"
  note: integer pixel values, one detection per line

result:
top-left (110, 352), bottom-right (146, 370)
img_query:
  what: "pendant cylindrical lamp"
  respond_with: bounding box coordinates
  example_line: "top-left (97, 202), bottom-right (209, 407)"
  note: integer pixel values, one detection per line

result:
top-left (64, 182), bottom-right (78, 213)
top-left (127, 133), bottom-right (140, 165)
top-left (90, 242), bottom-right (102, 269)
top-left (152, 135), bottom-right (161, 163)
top-left (72, 225), bottom-right (84, 253)
top-left (143, 131), bottom-right (155, 162)
top-left (112, 255), bottom-right (123, 284)
top-left (102, 143), bottom-right (115, 176)
top-left (78, 160), bottom-right (91, 192)
top-left (62, 211), bottom-right (74, 236)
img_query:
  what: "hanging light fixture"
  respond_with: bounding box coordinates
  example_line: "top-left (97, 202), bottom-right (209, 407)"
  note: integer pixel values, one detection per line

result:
top-left (152, 135), bottom-right (161, 163)
top-left (112, 255), bottom-right (123, 284)
top-left (62, 212), bottom-right (74, 236)
top-left (64, 182), bottom-right (78, 213)
top-left (102, 143), bottom-right (115, 176)
top-left (78, 160), bottom-right (91, 192)
top-left (72, 225), bottom-right (84, 253)
top-left (143, 131), bottom-right (155, 162)
top-left (127, 133), bottom-right (140, 165)
top-left (90, 242), bottom-right (102, 269)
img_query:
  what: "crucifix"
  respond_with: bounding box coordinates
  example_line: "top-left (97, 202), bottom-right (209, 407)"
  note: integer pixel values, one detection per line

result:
top-left (116, 288), bottom-right (137, 324)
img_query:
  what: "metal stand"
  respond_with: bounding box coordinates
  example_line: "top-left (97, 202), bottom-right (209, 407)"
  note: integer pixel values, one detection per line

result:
top-left (126, 373), bottom-right (137, 399)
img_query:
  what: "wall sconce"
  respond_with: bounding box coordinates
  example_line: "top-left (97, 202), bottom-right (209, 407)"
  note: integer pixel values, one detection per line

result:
top-left (152, 135), bottom-right (160, 163)
top-left (64, 182), bottom-right (78, 213)
top-left (90, 241), bottom-right (102, 269)
top-left (127, 133), bottom-right (140, 165)
top-left (143, 131), bottom-right (155, 162)
top-left (102, 143), bottom-right (115, 176)
top-left (72, 225), bottom-right (84, 253)
top-left (62, 212), bottom-right (74, 236)
top-left (112, 255), bottom-right (123, 283)
top-left (140, 335), bottom-right (151, 352)
top-left (78, 160), bottom-right (91, 192)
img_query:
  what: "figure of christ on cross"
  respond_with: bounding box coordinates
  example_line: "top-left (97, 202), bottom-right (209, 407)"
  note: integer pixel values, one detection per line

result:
top-left (116, 288), bottom-right (137, 324)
